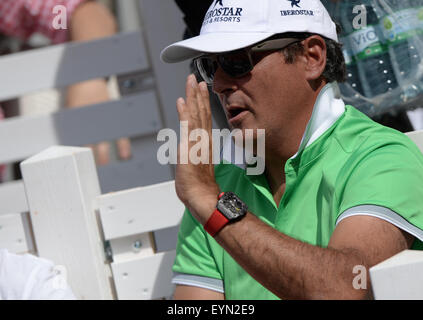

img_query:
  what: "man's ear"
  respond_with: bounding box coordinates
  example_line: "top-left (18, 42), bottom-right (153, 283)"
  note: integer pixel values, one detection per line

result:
top-left (301, 35), bottom-right (327, 81)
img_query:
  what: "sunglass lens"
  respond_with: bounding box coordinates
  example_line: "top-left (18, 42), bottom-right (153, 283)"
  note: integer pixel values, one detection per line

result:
top-left (195, 50), bottom-right (253, 84)
top-left (195, 57), bottom-right (218, 84)
top-left (218, 50), bottom-right (252, 78)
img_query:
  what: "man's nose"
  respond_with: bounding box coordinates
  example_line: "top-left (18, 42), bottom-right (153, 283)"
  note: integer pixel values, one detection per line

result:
top-left (212, 66), bottom-right (238, 96)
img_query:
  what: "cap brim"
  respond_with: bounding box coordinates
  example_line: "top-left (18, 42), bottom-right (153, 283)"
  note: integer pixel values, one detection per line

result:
top-left (160, 32), bottom-right (275, 63)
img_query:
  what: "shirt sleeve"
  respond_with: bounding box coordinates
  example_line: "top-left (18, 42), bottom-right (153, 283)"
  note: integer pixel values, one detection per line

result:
top-left (337, 139), bottom-right (423, 239)
top-left (0, 0), bottom-right (87, 44)
top-left (172, 273), bottom-right (224, 293)
top-left (172, 208), bottom-right (223, 282)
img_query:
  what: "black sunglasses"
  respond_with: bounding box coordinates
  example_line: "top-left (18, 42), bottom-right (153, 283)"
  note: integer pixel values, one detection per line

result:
top-left (194, 37), bottom-right (303, 85)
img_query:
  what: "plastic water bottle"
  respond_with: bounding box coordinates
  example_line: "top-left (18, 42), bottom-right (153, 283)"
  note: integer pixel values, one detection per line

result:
top-left (410, 0), bottom-right (423, 39)
top-left (321, 0), bottom-right (373, 115)
top-left (341, 39), bottom-right (365, 95)
top-left (339, 35), bottom-right (375, 115)
top-left (321, 0), bottom-right (362, 95)
top-left (340, 0), bottom-right (398, 98)
top-left (330, 1), bottom-right (365, 96)
top-left (373, 0), bottom-right (422, 101)
top-left (408, 0), bottom-right (423, 88)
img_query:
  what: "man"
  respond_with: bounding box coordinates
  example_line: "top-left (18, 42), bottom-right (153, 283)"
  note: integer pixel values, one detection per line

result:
top-left (160, 0), bottom-right (423, 299)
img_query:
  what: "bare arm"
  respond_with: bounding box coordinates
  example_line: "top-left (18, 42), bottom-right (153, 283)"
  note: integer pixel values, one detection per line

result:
top-left (66, 1), bottom-right (131, 164)
top-left (172, 207), bottom-right (413, 300)
top-left (211, 209), bottom-right (414, 300)
top-left (69, 0), bottom-right (117, 41)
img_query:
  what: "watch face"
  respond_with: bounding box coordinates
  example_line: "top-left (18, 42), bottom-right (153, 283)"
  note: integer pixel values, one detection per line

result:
top-left (217, 192), bottom-right (248, 220)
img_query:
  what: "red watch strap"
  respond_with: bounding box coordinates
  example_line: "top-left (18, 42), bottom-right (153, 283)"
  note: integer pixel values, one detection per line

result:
top-left (204, 208), bottom-right (229, 237)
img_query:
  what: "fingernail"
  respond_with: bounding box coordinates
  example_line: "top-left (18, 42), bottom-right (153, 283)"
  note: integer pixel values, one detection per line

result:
top-left (199, 82), bottom-right (208, 92)
top-left (189, 74), bottom-right (198, 88)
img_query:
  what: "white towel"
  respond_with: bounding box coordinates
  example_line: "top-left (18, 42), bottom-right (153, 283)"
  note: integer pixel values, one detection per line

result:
top-left (0, 249), bottom-right (76, 300)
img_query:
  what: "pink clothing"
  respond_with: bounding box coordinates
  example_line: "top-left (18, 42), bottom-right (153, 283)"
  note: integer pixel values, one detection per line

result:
top-left (0, 0), bottom-right (86, 44)
top-left (0, 0), bottom-right (86, 182)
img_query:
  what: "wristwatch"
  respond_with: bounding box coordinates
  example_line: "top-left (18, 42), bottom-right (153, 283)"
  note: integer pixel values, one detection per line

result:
top-left (204, 192), bottom-right (248, 237)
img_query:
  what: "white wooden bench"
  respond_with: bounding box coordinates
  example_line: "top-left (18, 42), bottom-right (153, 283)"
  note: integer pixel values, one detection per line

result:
top-left (0, 0), bottom-right (191, 300)
top-left (0, 30), bottom-right (174, 254)
top-left (20, 145), bottom-right (183, 299)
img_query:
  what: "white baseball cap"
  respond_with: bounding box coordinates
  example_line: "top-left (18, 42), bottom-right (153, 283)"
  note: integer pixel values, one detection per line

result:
top-left (161, 0), bottom-right (338, 63)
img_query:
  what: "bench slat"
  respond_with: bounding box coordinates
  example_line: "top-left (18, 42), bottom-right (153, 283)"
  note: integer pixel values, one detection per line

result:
top-left (0, 213), bottom-right (29, 254)
top-left (406, 130), bottom-right (423, 153)
top-left (21, 146), bottom-right (114, 299)
top-left (0, 31), bottom-right (149, 101)
top-left (0, 181), bottom-right (28, 215)
top-left (0, 91), bottom-right (161, 164)
top-left (98, 181), bottom-right (184, 240)
top-left (111, 250), bottom-right (176, 300)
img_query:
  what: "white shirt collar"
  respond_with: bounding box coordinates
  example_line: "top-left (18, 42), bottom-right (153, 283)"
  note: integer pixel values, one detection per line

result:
top-left (291, 82), bottom-right (346, 159)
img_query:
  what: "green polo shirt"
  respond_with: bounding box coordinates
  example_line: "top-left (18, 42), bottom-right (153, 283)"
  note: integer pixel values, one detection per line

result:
top-left (172, 105), bottom-right (423, 300)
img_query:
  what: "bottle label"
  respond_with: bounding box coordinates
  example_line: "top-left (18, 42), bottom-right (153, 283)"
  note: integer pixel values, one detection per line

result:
top-left (340, 37), bottom-right (354, 66)
top-left (342, 48), bottom-right (352, 65)
top-left (381, 8), bottom-right (421, 43)
top-left (346, 26), bottom-right (386, 60)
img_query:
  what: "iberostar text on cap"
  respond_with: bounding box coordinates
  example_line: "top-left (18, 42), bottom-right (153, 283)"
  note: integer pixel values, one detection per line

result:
top-left (161, 0), bottom-right (338, 63)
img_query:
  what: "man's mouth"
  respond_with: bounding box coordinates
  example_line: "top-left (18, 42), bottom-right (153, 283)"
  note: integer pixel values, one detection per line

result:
top-left (226, 105), bottom-right (249, 125)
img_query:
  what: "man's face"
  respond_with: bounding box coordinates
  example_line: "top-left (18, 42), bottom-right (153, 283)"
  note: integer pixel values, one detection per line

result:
top-left (212, 47), bottom-right (312, 146)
